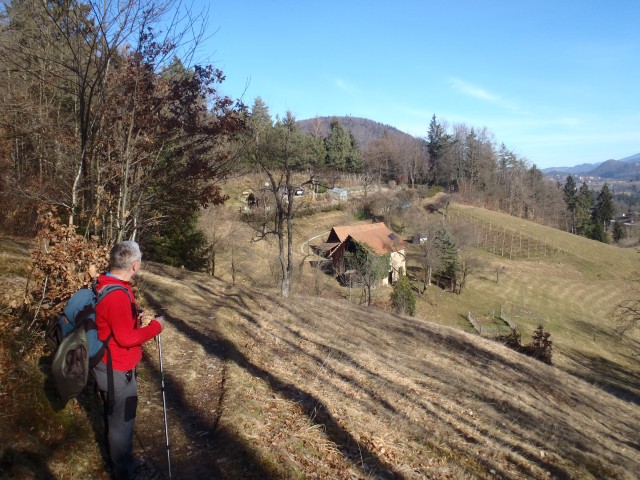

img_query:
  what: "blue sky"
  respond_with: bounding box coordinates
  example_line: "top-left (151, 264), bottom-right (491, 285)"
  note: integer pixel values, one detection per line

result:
top-left (193, 0), bottom-right (639, 169)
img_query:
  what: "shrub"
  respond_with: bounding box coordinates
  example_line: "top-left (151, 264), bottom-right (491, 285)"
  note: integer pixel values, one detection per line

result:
top-left (612, 221), bottom-right (626, 242)
top-left (390, 270), bottom-right (416, 316)
top-left (417, 185), bottom-right (443, 199)
top-left (524, 325), bottom-right (553, 364)
top-left (27, 209), bottom-right (109, 327)
top-left (354, 203), bottom-right (375, 221)
top-left (496, 328), bottom-right (522, 351)
top-left (495, 325), bottom-right (552, 365)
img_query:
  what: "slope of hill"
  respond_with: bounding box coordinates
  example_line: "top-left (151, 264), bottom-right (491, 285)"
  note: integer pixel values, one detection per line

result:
top-left (440, 204), bottom-right (639, 399)
top-left (541, 162), bottom-right (605, 175)
top-left (619, 152), bottom-right (640, 163)
top-left (297, 116), bottom-right (419, 148)
top-left (133, 264), bottom-right (639, 479)
top-left (2, 202), bottom-right (640, 479)
top-left (542, 152), bottom-right (640, 178)
top-left (588, 159), bottom-right (640, 180)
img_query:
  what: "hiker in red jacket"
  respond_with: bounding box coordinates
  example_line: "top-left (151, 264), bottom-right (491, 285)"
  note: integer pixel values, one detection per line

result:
top-left (93, 241), bottom-right (164, 480)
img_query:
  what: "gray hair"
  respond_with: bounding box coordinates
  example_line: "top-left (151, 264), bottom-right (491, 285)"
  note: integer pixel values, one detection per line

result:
top-left (109, 241), bottom-right (142, 270)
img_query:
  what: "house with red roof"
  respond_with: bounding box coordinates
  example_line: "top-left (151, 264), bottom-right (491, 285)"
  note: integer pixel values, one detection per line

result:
top-left (322, 222), bottom-right (406, 285)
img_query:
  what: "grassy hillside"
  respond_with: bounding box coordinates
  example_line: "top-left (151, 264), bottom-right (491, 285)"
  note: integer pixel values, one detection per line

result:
top-left (137, 264), bottom-right (639, 479)
top-left (1, 198), bottom-right (640, 478)
top-left (416, 204), bottom-right (640, 402)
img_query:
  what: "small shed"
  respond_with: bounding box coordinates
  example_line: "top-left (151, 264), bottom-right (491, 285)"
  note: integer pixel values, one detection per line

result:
top-left (328, 188), bottom-right (349, 201)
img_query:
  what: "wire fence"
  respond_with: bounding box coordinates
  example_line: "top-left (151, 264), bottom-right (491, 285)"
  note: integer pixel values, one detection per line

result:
top-left (499, 305), bottom-right (518, 330)
top-left (450, 210), bottom-right (563, 259)
top-left (467, 306), bottom-right (517, 337)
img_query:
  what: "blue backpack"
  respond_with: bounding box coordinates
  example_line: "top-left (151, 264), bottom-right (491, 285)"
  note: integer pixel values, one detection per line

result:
top-left (45, 281), bottom-right (131, 402)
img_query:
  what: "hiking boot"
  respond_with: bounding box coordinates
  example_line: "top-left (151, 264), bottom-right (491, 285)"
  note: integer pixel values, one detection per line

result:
top-left (130, 462), bottom-right (161, 480)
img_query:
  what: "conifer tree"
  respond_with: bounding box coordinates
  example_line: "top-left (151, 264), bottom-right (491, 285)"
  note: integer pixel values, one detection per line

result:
top-left (612, 221), bottom-right (626, 242)
top-left (391, 269), bottom-right (416, 316)
top-left (589, 220), bottom-right (608, 243)
top-left (563, 175), bottom-right (578, 233)
top-left (434, 225), bottom-right (459, 291)
top-left (427, 115), bottom-right (449, 185)
top-left (324, 119), bottom-right (362, 172)
top-left (575, 182), bottom-right (593, 237)
top-left (345, 130), bottom-right (363, 172)
top-left (593, 183), bottom-right (614, 231)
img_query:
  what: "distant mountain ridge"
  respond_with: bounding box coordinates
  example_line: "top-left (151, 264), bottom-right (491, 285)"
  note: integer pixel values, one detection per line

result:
top-left (297, 116), bottom-right (418, 148)
top-left (543, 152), bottom-right (640, 180)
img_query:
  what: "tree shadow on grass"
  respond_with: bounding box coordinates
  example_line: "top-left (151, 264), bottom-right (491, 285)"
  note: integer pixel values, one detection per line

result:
top-left (563, 349), bottom-right (640, 405)
top-left (143, 293), bottom-right (406, 480)
top-left (9, 354), bottom-right (110, 479)
top-left (136, 360), bottom-right (277, 480)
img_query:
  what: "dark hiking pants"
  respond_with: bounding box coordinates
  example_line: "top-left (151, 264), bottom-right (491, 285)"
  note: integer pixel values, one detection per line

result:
top-left (94, 361), bottom-right (138, 480)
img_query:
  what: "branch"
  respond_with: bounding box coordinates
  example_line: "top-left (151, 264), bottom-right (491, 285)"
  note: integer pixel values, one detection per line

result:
top-left (29, 275), bottom-right (48, 330)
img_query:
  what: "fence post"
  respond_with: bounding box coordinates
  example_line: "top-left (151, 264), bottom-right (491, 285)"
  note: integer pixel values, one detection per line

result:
top-left (510, 232), bottom-right (514, 259)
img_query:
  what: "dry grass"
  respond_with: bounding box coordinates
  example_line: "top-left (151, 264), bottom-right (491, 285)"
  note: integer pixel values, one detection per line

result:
top-left (134, 264), bottom-right (640, 479)
top-left (420, 204), bottom-right (640, 402)
top-left (2, 198), bottom-right (640, 479)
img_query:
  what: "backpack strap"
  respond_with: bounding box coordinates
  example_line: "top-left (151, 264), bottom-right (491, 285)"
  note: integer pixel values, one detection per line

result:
top-left (93, 279), bottom-right (135, 416)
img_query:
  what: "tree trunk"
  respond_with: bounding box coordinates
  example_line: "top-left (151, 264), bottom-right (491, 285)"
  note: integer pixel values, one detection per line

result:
top-left (69, 156), bottom-right (83, 226)
top-left (210, 252), bottom-right (216, 277)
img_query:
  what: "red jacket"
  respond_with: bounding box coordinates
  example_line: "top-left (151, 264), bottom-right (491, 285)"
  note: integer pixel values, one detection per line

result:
top-left (95, 274), bottom-right (161, 371)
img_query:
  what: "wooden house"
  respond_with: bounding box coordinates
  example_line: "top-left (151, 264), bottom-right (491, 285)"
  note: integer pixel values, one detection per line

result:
top-left (322, 222), bottom-right (406, 285)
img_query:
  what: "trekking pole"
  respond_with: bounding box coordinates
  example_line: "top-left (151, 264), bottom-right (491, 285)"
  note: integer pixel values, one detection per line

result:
top-left (158, 334), bottom-right (172, 478)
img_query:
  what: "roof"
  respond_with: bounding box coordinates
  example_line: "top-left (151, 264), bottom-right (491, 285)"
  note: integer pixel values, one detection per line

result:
top-left (317, 242), bottom-right (341, 253)
top-left (329, 223), bottom-right (406, 255)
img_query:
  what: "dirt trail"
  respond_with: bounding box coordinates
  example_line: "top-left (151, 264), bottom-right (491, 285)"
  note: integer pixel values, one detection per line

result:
top-left (133, 265), bottom-right (231, 478)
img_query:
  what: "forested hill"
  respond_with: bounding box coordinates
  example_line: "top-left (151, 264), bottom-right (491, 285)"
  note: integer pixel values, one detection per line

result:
top-left (297, 116), bottom-right (420, 148)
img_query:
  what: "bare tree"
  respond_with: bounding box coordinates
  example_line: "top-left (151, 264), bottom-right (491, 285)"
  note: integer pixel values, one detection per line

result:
top-left (456, 252), bottom-right (484, 295)
top-left (358, 171), bottom-right (377, 199)
top-left (2, 1), bottom-right (181, 218)
top-left (397, 136), bottom-right (428, 188)
top-left (342, 241), bottom-right (390, 306)
top-left (362, 132), bottom-right (396, 185)
top-left (614, 299), bottom-right (640, 337)
top-left (412, 221), bottom-right (444, 294)
top-left (242, 110), bottom-right (314, 297)
top-left (0, 0), bottom-right (239, 246)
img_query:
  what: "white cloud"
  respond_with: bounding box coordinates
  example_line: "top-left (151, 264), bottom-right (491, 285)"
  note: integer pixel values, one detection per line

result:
top-left (449, 77), bottom-right (498, 102)
top-left (448, 77), bottom-right (527, 114)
